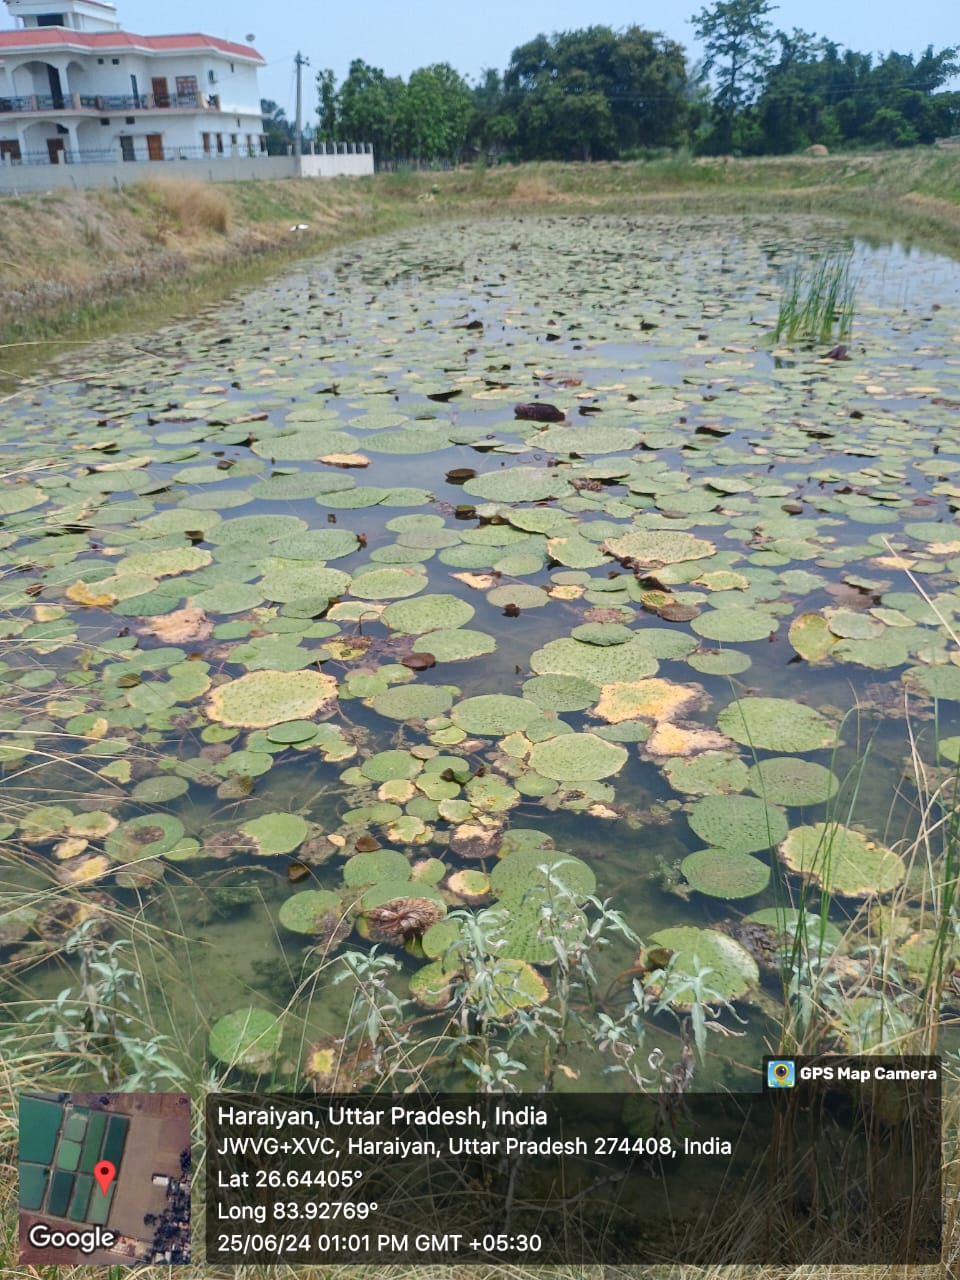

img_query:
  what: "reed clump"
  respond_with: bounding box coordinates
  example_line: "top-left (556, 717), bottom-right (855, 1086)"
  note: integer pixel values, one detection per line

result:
top-left (774, 249), bottom-right (856, 345)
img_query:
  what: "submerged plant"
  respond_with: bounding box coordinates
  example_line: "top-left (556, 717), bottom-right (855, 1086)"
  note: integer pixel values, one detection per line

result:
top-left (774, 250), bottom-right (856, 345)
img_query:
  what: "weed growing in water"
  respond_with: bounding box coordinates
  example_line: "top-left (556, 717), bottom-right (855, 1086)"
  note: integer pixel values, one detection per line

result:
top-left (774, 249), bottom-right (856, 345)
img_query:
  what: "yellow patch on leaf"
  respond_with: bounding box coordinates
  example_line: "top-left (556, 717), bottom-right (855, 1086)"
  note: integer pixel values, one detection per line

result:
top-left (451, 572), bottom-right (500, 591)
top-left (53, 837), bottom-right (89, 860)
top-left (547, 584), bottom-right (584, 600)
top-left (321, 637), bottom-right (372, 661)
top-left (318, 452), bottom-right (370, 468)
top-left (66, 581), bottom-right (117, 608)
top-left (378, 779), bottom-right (416, 804)
top-left (87, 718), bottom-right (109, 740)
top-left (594, 678), bottom-right (701, 725)
top-left (646, 722), bottom-right (732, 757)
top-left (139, 607), bottom-right (214, 644)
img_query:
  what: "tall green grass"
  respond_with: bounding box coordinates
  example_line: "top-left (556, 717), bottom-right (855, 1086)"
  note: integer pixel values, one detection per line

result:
top-left (774, 250), bottom-right (856, 345)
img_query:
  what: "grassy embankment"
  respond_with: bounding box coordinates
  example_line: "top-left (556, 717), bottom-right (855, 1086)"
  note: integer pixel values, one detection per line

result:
top-left (2, 147), bottom-right (960, 379)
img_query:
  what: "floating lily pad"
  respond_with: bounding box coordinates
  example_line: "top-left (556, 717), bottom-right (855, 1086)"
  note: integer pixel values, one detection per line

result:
top-left (522, 674), bottom-right (600, 711)
top-left (350, 568), bottom-right (429, 600)
top-left (691, 610), bottom-right (777, 642)
top-left (240, 813), bottom-right (309, 856)
top-left (906, 665), bottom-right (960, 701)
top-left (717, 697), bottom-right (837, 753)
top-left (528, 733), bottom-right (628, 781)
top-left (647, 925), bottom-right (759, 1005)
top-left (780, 821), bottom-right (906, 896)
top-left (681, 849), bottom-right (771, 899)
top-left (462, 467), bottom-right (571, 503)
top-left (208, 1007), bottom-right (281, 1070)
top-left (603, 530), bottom-right (715, 565)
top-left (450, 695), bottom-right (543, 736)
top-left (105, 814), bottom-right (185, 862)
top-left (278, 890), bottom-right (344, 935)
top-left (788, 613), bottom-right (838, 663)
top-left (687, 794), bottom-right (788, 854)
top-left (687, 650), bottom-right (752, 675)
top-left (530, 636), bottom-right (658, 683)
top-left (206, 670), bottom-right (337, 728)
top-left (369, 684), bottom-right (456, 721)
top-left (594, 678), bottom-right (701, 724)
top-left (419, 628), bottom-right (496, 662)
top-left (131, 775), bottom-right (190, 803)
top-left (381, 594), bottom-right (475, 634)
top-left (747, 758), bottom-right (840, 806)
top-left (662, 751), bottom-right (750, 796)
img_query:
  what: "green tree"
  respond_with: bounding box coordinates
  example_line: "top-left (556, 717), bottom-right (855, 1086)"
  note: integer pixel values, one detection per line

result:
top-left (690, 0), bottom-right (777, 151)
top-left (315, 68), bottom-right (339, 143)
top-left (467, 68), bottom-right (516, 160)
top-left (261, 99), bottom-right (293, 155)
top-left (401, 63), bottom-right (473, 164)
top-left (504, 26), bottom-right (688, 161)
top-left (336, 59), bottom-right (406, 163)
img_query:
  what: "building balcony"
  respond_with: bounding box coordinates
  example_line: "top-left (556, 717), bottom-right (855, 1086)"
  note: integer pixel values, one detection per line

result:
top-left (0, 91), bottom-right (223, 114)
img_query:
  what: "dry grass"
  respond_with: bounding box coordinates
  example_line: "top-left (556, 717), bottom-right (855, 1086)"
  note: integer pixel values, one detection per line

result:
top-left (138, 176), bottom-right (231, 237)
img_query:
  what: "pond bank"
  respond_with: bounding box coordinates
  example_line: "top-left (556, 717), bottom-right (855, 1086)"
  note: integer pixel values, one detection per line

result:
top-left (2, 149), bottom-right (960, 380)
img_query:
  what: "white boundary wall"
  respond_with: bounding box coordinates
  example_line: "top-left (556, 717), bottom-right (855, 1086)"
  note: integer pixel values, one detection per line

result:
top-left (0, 149), bottom-right (373, 193)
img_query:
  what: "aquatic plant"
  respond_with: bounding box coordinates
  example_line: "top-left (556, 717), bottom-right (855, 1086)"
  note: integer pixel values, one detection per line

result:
top-left (774, 249), bottom-right (856, 345)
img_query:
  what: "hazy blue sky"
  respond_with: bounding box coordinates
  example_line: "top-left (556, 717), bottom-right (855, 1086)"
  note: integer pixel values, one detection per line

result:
top-left (45, 2), bottom-right (960, 123)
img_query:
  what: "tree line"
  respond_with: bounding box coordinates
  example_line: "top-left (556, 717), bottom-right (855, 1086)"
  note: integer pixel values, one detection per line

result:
top-left (263, 0), bottom-right (960, 164)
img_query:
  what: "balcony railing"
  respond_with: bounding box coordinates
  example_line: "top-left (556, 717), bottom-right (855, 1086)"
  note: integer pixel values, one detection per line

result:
top-left (0, 91), bottom-right (222, 114)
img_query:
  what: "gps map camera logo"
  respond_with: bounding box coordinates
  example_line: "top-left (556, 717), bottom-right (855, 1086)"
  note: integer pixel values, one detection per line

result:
top-left (767, 1059), bottom-right (795, 1088)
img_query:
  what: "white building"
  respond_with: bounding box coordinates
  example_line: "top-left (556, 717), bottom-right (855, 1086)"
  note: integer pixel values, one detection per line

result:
top-left (0, 0), bottom-right (268, 165)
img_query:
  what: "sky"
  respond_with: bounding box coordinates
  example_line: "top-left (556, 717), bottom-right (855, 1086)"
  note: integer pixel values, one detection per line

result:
top-left (28, 1), bottom-right (960, 124)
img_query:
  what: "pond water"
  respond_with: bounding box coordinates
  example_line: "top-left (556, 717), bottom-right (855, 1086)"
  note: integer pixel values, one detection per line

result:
top-left (2, 213), bottom-right (960, 1093)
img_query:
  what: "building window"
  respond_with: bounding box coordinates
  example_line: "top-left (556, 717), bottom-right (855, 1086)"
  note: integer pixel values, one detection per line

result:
top-left (100, 118), bottom-right (110, 125)
top-left (0, 139), bottom-right (22, 161)
top-left (97, 57), bottom-right (104, 64)
top-left (201, 131), bottom-right (211, 154)
top-left (207, 69), bottom-right (216, 84)
top-left (37, 14), bottom-right (66, 26)
top-left (259, 134), bottom-right (266, 153)
top-left (125, 116), bottom-right (135, 124)
top-left (112, 58), bottom-right (119, 65)
top-left (175, 76), bottom-right (198, 104)
top-left (230, 62), bottom-right (235, 73)
top-left (246, 133), bottom-right (254, 155)
top-left (215, 133), bottom-right (223, 154)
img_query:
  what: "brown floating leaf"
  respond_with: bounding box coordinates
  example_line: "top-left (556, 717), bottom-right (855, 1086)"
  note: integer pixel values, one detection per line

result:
top-left (286, 861), bottom-right (312, 883)
top-left (139, 606), bottom-right (214, 644)
top-left (658, 603), bottom-right (700, 623)
top-left (502, 603), bottom-right (521, 617)
top-left (354, 834), bottom-right (381, 853)
top-left (364, 897), bottom-right (444, 945)
top-left (401, 652), bottom-right (437, 670)
top-left (450, 821), bottom-right (503, 860)
top-left (445, 468), bottom-right (476, 483)
top-left (514, 402), bottom-right (565, 422)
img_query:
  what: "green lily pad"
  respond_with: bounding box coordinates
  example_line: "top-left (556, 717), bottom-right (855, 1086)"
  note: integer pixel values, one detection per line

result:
top-left (687, 650), bottom-right (752, 675)
top-left (717, 697), bottom-right (837, 753)
top-left (779, 823), bottom-right (905, 896)
top-left (462, 467), bottom-right (572, 503)
top-left (419, 628), bottom-right (496, 662)
top-left (648, 925), bottom-right (759, 1005)
top-left (603, 530), bottom-right (715, 565)
top-left (661, 751), bottom-right (751, 796)
top-left (278, 890), bottom-right (344, 935)
top-left (906, 664), bottom-right (960, 701)
top-left (450, 695), bottom-right (543, 736)
top-left (687, 794), bottom-right (788, 854)
top-left (350, 568), bottom-right (429, 600)
top-left (681, 849), bottom-right (771, 899)
top-left (206, 670), bottom-right (337, 728)
top-left (788, 613), bottom-right (838, 663)
top-left (131, 775), bottom-right (190, 803)
top-left (105, 814), bottom-right (185, 861)
top-left (239, 812), bottom-right (309, 855)
top-left (370, 684), bottom-right (456, 721)
top-left (360, 750), bottom-right (423, 782)
top-left (528, 732), bottom-right (628, 782)
top-left (266, 720), bottom-right (321, 744)
top-left (522, 674), bottom-right (601, 711)
top-left (530, 636), bottom-right (658, 683)
top-left (381, 594), bottom-right (475, 634)
top-left (747, 758), bottom-right (840, 806)
top-left (208, 1007), bottom-right (281, 1070)
top-left (691, 610), bottom-right (777, 642)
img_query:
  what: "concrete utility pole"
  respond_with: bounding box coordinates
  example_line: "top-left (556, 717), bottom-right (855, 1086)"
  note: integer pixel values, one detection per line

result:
top-left (294, 50), bottom-right (309, 169)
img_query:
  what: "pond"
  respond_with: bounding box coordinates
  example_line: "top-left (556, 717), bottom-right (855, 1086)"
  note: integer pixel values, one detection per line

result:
top-left (2, 212), bottom-right (959, 1095)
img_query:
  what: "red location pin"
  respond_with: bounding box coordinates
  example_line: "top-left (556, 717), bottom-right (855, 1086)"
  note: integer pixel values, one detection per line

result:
top-left (93, 1161), bottom-right (116, 1197)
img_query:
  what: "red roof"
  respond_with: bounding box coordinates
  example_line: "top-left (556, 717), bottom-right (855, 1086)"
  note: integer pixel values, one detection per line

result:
top-left (0, 29), bottom-right (264, 61)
